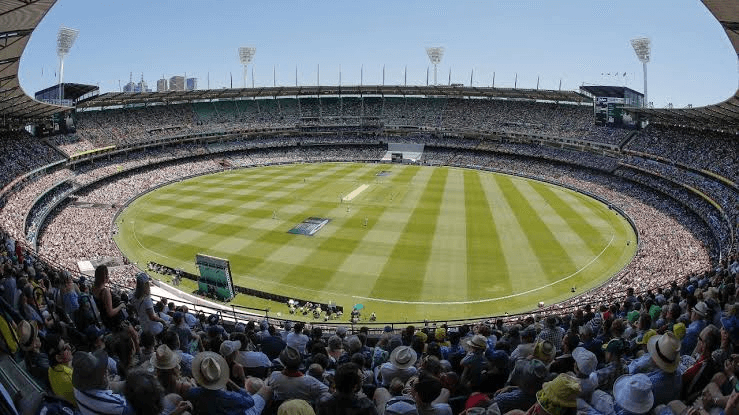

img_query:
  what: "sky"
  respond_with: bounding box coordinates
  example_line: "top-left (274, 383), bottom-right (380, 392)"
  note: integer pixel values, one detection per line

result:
top-left (18, 0), bottom-right (738, 109)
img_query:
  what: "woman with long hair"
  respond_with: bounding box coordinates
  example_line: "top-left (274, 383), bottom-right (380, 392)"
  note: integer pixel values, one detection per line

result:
top-left (92, 265), bottom-right (125, 330)
top-left (133, 273), bottom-right (166, 337)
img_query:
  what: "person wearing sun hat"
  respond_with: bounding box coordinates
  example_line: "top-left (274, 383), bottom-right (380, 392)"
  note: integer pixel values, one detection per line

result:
top-left (612, 374), bottom-right (653, 415)
top-left (461, 334), bottom-right (488, 389)
top-left (185, 350), bottom-right (271, 415)
top-left (379, 345), bottom-right (418, 387)
top-left (628, 331), bottom-right (682, 408)
top-left (524, 373), bottom-right (580, 415)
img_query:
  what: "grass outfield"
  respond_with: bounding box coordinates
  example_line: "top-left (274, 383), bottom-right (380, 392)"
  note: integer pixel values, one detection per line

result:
top-left (114, 162), bottom-right (637, 322)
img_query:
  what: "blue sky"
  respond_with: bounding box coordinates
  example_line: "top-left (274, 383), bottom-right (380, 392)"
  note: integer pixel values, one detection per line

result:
top-left (19, 0), bottom-right (738, 108)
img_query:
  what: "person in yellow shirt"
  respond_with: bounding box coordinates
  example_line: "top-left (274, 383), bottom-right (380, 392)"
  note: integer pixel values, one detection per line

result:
top-left (46, 334), bottom-right (75, 406)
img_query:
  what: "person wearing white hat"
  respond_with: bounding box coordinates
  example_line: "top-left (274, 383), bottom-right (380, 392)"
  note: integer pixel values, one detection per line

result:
top-left (378, 345), bottom-right (418, 388)
top-left (185, 351), bottom-right (271, 415)
top-left (628, 332), bottom-right (682, 408)
top-left (220, 339), bottom-right (246, 387)
top-left (613, 374), bottom-right (653, 414)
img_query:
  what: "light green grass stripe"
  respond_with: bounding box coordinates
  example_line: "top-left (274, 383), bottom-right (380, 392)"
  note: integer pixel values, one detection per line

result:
top-left (531, 184), bottom-right (610, 248)
top-left (478, 173), bottom-right (546, 295)
top-left (463, 169), bottom-right (510, 298)
top-left (422, 168), bottom-right (467, 302)
top-left (369, 167), bottom-right (447, 300)
top-left (495, 175), bottom-right (577, 282)
top-left (512, 180), bottom-right (597, 267)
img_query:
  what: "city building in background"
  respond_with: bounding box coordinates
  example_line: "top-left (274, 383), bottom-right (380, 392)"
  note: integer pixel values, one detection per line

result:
top-left (169, 76), bottom-right (184, 91)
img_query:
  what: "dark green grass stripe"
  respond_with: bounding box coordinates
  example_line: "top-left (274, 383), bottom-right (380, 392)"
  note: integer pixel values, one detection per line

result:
top-left (530, 184), bottom-right (608, 249)
top-left (279, 165), bottom-right (421, 291)
top-left (369, 168), bottom-right (447, 300)
top-left (464, 170), bottom-right (509, 296)
top-left (495, 175), bottom-right (577, 282)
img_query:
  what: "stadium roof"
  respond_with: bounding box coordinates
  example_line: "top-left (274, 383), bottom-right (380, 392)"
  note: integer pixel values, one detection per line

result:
top-left (579, 85), bottom-right (643, 98)
top-left (35, 82), bottom-right (98, 101)
top-left (75, 85), bottom-right (589, 109)
top-left (0, 0), bottom-right (67, 128)
top-left (627, 0), bottom-right (739, 132)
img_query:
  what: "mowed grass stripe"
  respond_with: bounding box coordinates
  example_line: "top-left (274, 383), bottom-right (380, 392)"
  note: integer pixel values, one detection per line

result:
top-left (513, 181), bottom-right (597, 268)
top-left (275, 164), bottom-right (398, 291)
top-left (553, 190), bottom-right (615, 235)
top-left (369, 167), bottom-right (447, 301)
top-left (496, 175), bottom-right (577, 281)
top-left (464, 169), bottom-right (510, 298)
top-left (479, 173), bottom-right (546, 295)
top-left (327, 165), bottom-right (425, 297)
top-left (532, 185), bottom-right (609, 248)
top-left (421, 168), bottom-right (467, 302)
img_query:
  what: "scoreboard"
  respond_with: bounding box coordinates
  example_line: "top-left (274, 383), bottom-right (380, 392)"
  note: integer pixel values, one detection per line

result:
top-left (594, 97), bottom-right (626, 126)
top-left (196, 254), bottom-right (235, 301)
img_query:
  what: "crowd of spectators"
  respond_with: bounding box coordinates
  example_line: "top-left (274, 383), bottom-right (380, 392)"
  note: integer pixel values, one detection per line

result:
top-left (1, 230), bottom-right (738, 414)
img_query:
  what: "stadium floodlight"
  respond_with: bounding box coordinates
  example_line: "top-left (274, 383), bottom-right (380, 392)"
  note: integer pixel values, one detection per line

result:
top-left (426, 47), bottom-right (445, 86)
top-left (238, 46), bottom-right (256, 88)
top-left (57, 26), bottom-right (79, 103)
top-left (630, 37), bottom-right (650, 107)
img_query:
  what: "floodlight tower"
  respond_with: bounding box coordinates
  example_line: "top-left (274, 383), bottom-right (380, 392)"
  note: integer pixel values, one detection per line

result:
top-left (630, 37), bottom-right (650, 107)
top-left (57, 26), bottom-right (79, 103)
top-left (426, 47), bottom-right (444, 85)
top-left (238, 47), bottom-right (256, 88)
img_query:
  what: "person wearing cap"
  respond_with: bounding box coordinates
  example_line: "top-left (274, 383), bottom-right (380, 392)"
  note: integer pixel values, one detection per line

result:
top-left (186, 350), bottom-right (271, 415)
top-left (628, 331), bottom-right (682, 408)
top-left (133, 273), bottom-right (166, 337)
top-left (268, 346), bottom-right (331, 405)
top-left (589, 338), bottom-right (628, 393)
top-left (379, 345), bottom-right (418, 388)
top-left (524, 373), bottom-right (580, 415)
top-left (612, 374), bottom-right (653, 415)
top-left (682, 301), bottom-right (710, 356)
top-left (73, 349), bottom-right (132, 415)
top-left (220, 339), bottom-right (246, 387)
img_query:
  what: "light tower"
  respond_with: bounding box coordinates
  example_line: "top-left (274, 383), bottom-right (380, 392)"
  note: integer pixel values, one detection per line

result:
top-left (57, 26), bottom-right (79, 103)
top-left (238, 46), bottom-right (256, 88)
top-left (630, 37), bottom-right (650, 107)
top-left (425, 47), bottom-right (444, 86)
